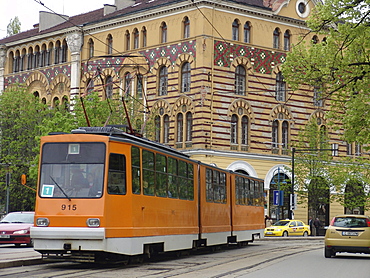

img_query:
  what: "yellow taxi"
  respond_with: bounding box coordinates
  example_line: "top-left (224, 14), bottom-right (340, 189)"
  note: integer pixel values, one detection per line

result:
top-left (264, 219), bottom-right (310, 237)
top-left (324, 214), bottom-right (370, 258)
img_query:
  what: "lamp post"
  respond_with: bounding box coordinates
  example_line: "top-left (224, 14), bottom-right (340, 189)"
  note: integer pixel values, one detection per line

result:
top-left (290, 147), bottom-right (335, 220)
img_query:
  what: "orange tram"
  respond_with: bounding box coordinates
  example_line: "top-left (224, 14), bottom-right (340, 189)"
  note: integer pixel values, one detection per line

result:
top-left (31, 127), bottom-right (265, 263)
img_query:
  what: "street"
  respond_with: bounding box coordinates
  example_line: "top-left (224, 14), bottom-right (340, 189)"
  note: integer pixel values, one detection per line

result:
top-left (0, 239), bottom-right (369, 277)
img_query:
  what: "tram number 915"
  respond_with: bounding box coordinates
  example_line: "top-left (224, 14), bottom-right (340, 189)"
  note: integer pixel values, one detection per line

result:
top-left (61, 204), bottom-right (77, 211)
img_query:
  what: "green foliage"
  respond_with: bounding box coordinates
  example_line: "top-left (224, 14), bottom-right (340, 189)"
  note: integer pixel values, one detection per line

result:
top-left (291, 118), bottom-right (332, 216)
top-left (6, 16), bottom-right (21, 37)
top-left (0, 85), bottom-right (46, 211)
top-left (283, 0), bottom-right (370, 145)
top-left (0, 84), bottom-right (151, 212)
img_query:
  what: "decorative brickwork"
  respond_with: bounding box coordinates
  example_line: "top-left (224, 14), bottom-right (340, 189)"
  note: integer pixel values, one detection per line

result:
top-left (214, 40), bottom-right (286, 74)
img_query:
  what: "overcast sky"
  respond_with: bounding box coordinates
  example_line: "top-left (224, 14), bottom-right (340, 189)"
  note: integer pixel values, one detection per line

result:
top-left (1, 0), bottom-right (113, 39)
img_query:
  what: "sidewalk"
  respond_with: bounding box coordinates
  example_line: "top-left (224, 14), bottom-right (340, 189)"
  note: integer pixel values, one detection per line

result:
top-left (0, 246), bottom-right (42, 269)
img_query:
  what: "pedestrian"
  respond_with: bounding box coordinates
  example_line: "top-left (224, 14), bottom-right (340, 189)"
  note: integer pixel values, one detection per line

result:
top-left (308, 216), bottom-right (314, 236)
top-left (313, 217), bottom-right (322, 236)
top-left (265, 215), bottom-right (273, 227)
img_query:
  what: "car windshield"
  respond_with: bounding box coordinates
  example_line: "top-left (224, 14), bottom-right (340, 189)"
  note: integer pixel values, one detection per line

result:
top-left (273, 220), bottom-right (290, 226)
top-left (333, 217), bottom-right (368, 228)
top-left (39, 142), bottom-right (105, 199)
top-left (0, 213), bottom-right (34, 224)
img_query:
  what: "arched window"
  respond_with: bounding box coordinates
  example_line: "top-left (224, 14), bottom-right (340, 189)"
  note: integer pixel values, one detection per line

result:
top-left (181, 62), bottom-right (191, 93)
top-left (273, 28), bottom-right (280, 49)
top-left (20, 49), bottom-right (26, 71)
top-left (124, 72), bottom-right (131, 95)
top-left (136, 74), bottom-right (143, 99)
top-left (86, 78), bottom-right (94, 93)
top-left (55, 41), bottom-right (61, 64)
top-left (34, 45), bottom-right (40, 68)
top-left (14, 50), bottom-right (20, 72)
top-left (284, 30), bottom-right (290, 51)
top-left (232, 19), bottom-right (240, 41)
top-left (40, 44), bottom-right (47, 67)
top-left (314, 86), bottom-right (323, 106)
top-left (163, 114), bottom-right (170, 144)
top-left (282, 121), bottom-right (288, 149)
top-left (241, 116), bottom-right (248, 145)
top-left (88, 39), bottom-right (94, 58)
top-left (231, 114), bottom-right (238, 144)
top-left (276, 71), bottom-right (286, 102)
top-left (47, 42), bottom-right (53, 66)
top-left (107, 34), bottom-right (113, 54)
top-left (177, 113), bottom-right (184, 143)
top-left (161, 22), bottom-right (167, 43)
top-left (133, 28), bottom-right (139, 49)
top-left (155, 115), bottom-right (161, 142)
top-left (159, 65), bottom-right (168, 96)
top-left (141, 26), bottom-right (147, 47)
top-left (312, 35), bottom-right (319, 44)
top-left (272, 120), bottom-right (279, 149)
top-left (272, 115), bottom-right (290, 154)
top-left (125, 30), bottom-right (131, 51)
top-left (28, 47), bottom-right (34, 70)
top-left (105, 75), bottom-right (113, 99)
top-left (186, 112), bottom-right (192, 142)
top-left (235, 65), bottom-right (246, 95)
top-left (183, 16), bottom-right (190, 39)
top-left (61, 39), bottom-right (67, 63)
top-left (244, 22), bottom-right (251, 43)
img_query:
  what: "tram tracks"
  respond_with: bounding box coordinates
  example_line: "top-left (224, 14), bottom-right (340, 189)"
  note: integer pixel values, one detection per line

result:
top-left (0, 240), bottom-right (323, 278)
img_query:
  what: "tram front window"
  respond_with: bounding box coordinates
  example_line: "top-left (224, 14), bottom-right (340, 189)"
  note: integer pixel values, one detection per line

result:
top-left (39, 142), bottom-right (105, 199)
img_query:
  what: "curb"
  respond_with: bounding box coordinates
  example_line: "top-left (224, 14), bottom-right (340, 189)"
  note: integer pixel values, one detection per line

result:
top-left (0, 258), bottom-right (44, 269)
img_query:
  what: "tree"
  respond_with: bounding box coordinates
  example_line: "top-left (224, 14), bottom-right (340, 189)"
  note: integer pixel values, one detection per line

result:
top-left (7, 16), bottom-right (21, 37)
top-left (0, 85), bottom-right (47, 212)
top-left (282, 0), bottom-right (370, 145)
top-left (291, 118), bottom-right (333, 221)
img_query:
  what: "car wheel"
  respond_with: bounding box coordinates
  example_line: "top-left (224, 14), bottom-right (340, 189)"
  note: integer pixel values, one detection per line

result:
top-left (324, 247), bottom-right (334, 258)
top-left (14, 243), bottom-right (21, 247)
top-left (303, 231), bottom-right (308, 237)
top-left (282, 231), bottom-right (288, 237)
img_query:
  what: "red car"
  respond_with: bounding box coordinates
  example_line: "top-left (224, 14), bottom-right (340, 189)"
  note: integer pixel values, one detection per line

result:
top-left (0, 211), bottom-right (34, 247)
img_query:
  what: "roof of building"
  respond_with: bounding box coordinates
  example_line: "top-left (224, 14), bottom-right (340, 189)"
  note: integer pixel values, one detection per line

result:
top-left (0, 0), bottom-right (269, 45)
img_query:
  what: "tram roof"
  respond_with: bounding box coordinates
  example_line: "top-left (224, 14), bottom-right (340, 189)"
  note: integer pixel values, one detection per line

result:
top-left (68, 126), bottom-right (190, 159)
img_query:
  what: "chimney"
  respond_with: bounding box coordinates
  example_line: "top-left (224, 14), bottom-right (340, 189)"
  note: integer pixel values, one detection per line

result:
top-left (39, 11), bottom-right (69, 32)
top-left (104, 4), bottom-right (117, 16)
top-left (115, 0), bottom-right (135, 10)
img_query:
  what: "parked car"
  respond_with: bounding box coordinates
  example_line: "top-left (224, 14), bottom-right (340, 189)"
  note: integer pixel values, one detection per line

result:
top-left (0, 211), bottom-right (34, 247)
top-left (324, 214), bottom-right (370, 258)
top-left (264, 219), bottom-right (310, 237)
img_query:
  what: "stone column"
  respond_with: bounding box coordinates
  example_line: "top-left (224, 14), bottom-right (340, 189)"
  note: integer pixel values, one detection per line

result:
top-left (66, 30), bottom-right (83, 109)
top-left (0, 45), bottom-right (7, 94)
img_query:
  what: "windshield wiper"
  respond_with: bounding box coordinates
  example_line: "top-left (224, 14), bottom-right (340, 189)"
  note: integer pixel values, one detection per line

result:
top-left (50, 176), bottom-right (71, 201)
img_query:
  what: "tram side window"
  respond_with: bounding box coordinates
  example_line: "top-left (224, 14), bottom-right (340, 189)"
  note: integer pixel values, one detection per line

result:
top-left (249, 180), bottom-right (255, 206)
top-left (131, 146), bottom-right (141, 194)
top-left (206, 168), bottom-right (213, 202)
top-left (206, 168), bottom-right (226, 204)
top-left (187, 164), bottom-right (194, 200)
top-left (108, 153), bottom-right (126, 195)
top-left (235, 176), bottom-right (242, 205)
top-left (156, 154), bottom-right (167, 197)
top-left (143, 150), bottom-right (155, 196)
top-left (168, 157), bottom-right (178, 198)
top-left (178, 160), bottom-right (189, 199)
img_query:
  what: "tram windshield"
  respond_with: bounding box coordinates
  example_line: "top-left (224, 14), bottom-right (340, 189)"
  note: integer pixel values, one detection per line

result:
top-left (39, 142), bottom-right (106, 199)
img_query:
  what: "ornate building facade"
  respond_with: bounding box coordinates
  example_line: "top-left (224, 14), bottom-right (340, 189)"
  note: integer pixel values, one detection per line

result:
top-left (1, 0), bottom-right (366, 227)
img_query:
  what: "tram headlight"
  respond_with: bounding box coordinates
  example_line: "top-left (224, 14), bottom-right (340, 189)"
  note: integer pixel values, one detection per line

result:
top-left (36, 218), bottom-right (50, 227)
top-left (87, 218), bottom-right (100, 227)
